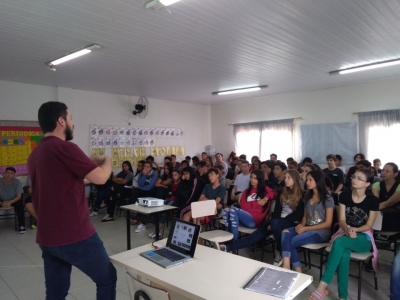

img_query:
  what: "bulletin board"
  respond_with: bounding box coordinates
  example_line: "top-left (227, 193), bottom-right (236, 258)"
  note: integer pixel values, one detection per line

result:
top-left (89, 125), bottom-right (185, 167)
top-left (0, 120), bottom-right (44, 175)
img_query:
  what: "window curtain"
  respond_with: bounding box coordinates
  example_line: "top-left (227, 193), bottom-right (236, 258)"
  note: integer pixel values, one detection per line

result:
top-left (358, 109), bottom-right (400, 158)
top-left (233, 119), bottom-right (294, 160)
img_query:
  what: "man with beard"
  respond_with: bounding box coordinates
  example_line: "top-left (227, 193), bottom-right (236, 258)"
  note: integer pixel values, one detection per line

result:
top-left (28, 102), bottom-right (117, 300)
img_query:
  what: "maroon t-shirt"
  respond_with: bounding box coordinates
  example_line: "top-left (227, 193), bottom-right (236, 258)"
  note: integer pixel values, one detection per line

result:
top-left (28, 136), bottom-right (97, 247)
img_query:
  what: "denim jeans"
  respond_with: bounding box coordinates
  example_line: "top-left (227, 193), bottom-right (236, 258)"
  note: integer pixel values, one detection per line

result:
top-left (93, 187), bottom-right (111, 212)
top-left (39, 233), bottom-right (117, 300)
top-left (391, 248), bottom-right (400, 300)
top-left (270, 218), bottom-right (296, 252)
top-left (226, 220), bottom-right (270, 252)
top-left (281, 227), bottom-right (325, 269)
top-left (223, 207), bottom-right (256, 240)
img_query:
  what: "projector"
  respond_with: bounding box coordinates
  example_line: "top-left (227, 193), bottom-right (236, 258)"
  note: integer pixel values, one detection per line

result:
top-left (138, 197), bottom-right (164, 207)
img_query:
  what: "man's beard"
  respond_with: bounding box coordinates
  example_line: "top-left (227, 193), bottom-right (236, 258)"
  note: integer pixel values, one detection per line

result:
top-left (64, 124), bottom-right (73, 141)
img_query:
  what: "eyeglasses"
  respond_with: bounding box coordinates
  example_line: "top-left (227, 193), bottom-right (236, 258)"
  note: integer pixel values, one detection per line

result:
top-left (351, 175), bottom-right (367, 182)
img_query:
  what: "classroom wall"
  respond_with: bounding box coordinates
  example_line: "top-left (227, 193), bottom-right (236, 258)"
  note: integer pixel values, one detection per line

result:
top-left (0, 80), bottom-right (211, 175)
top-left (210, 77), bottom-right (400, 164)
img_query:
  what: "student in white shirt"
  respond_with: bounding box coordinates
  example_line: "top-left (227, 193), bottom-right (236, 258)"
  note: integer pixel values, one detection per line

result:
top-left (231, 160), bottom-right (251, 202)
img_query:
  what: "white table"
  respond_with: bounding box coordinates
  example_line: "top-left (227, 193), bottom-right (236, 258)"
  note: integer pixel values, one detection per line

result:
top-left (110, 240), bottom-right (313, 300)
top-left (120, 204), bottom-right (179, 250)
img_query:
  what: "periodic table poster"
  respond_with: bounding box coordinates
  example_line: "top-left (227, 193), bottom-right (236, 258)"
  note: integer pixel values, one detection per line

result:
top-left (0, 120), bottom-right (44, 175)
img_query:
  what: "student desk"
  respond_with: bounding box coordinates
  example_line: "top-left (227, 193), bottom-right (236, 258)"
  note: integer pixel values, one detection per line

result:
top-left (110, 240), bottom-right (313, 300)
top-left (121, 204), bottom-right (179, 250)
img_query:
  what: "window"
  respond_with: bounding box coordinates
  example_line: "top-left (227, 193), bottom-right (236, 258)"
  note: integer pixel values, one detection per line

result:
top-left (365, 123), bottom-right (400, 165)
top-left (233, 119), bottom-right (294, 161)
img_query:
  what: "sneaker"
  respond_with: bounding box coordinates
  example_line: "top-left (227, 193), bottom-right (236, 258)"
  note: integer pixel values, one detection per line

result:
top-left (219, 245), bottom-right (227, 252)
top-left (90, 211), bottom-right (98, 217)
top-left (102, 214), bottom-right (110, 220)
top-left (19, 226), bottom-right (26, 234)
top-left (31, 224), bottom-right (37, 229)
top-left (135, 224), bottom-right (146, 233)
top-left (149, 232), bottom-right (156, 238)
top-left (273, 251), bottom-right (283, 266)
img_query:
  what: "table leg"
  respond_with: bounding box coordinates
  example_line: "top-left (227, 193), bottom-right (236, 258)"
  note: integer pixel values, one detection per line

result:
top-left (126, 210), bottom-right (131, 250)
top-left (155, 214), bottom-right (160, 241)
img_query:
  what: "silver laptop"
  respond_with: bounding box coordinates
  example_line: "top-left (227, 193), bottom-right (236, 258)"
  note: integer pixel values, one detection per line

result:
top-left (140, 218), bottom-right (201, 268)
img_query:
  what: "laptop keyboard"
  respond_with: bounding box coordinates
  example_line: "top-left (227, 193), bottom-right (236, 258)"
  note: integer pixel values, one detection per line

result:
top-left (154, 248), bottom-right (186, 262)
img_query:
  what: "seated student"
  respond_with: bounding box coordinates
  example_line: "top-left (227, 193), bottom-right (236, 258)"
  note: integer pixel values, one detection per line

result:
top-left (206, 156), bottom-right (214, 170)
top-left (214, 153), bottom-right (228, 177)
top-left (191, 156), bottom-right (199, 169)
top-left (226, 151), bottom-right (237, 165)
top-left (391, 246), bottom-right (400, 300)
top-left (323, 154), bottom-right (345, 193)
top-left (185, 156), bottom-right (191, 166)
top-left (90, 172), bottom-right (114, 216)
top-left (132, 162), bottom-right (159, 232)
top-left (201, 151), bottom-right (208, 161)
top-left (373, 158), bottom-right (382, 176)
top-left (0, 167), bottom-right (26, 233)
top-left (146, 155), bottom-right (159, 172)
top-left (195, 168), bottom-right (226, 223)
top-left (155, 163), bottom-right (173, 199)
top-left (301, 157), bottom-right (313, 167)
top-left (230, 160), bottom-right (251, 203)
top-left (251, 159), bottom-right (261, 171)
top-left (171, 154), bottom-right (181, 171)
top-left (272, 161), bottom-right (287, 192)
top-left (102, 161), bottom-right (134, 222)
top-left (286, 157), bottom-right (294, 166)
top-left (180, 160), bottom-right (190, 171)
top-left (270, 153), bottom-right (278, 162)
top-left (335, 154), bottom-right (347, 175)
top-left (196, 161), bottom-right (210, 184)
top-left (24, 176), bottom-right (37, 229)
top-left (311, 164), bottom-right (334, 193)
top-left (281, 170), bottom-right (334, 273)
top-left (223, 170), bottom-right (276, 241)
top-left (249, 156), bottom-right (260, 171)
top-left (288, 160), bottom-right (301, 173)
top-left (159, 156), bottom-right (172, 177)
top-left (356, 159), bottom-right (382, 184)
top-left (176, 167), bottom-right (205, 221)
top-left (151, 169), bottom-right (182, 239)
top-left (346, 153), bottom-right (365, 183)
top-left (214, 164), bottom-right (227, 189)
top-left (226, 156), bottom-right (239, 179)
top-left (220, 170), bottom-right (304, 264)
top-left (261, 161), bottom-right (274, 188)
top-left (310, 169), bottom-right (379, 300)
top-left (372, 162), bottom-right (400, 232)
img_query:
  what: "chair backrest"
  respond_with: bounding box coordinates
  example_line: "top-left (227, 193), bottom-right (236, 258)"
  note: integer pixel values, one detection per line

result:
top-left (191, 200), bottom-right (216, 219)
top-left (127, 272), bottom-right (170, 300)
top-left (372, 211), bottom-right (383, 231)
top-left (269, 199), bottom-right (276, 213)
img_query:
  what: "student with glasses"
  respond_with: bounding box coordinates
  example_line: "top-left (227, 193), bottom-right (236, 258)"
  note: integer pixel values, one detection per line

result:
top-left (310, 169), bottom-right (379, 300)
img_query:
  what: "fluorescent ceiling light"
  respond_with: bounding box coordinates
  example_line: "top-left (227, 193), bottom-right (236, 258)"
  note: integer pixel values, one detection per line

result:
top-left (212, 85), bottom-right (268, 96)
top-left (45, 44), bottom-right (100, 70)
top-left (146, 0), bottom-right (181, 10)
top-left (329, 58), bottom-right (400, 75)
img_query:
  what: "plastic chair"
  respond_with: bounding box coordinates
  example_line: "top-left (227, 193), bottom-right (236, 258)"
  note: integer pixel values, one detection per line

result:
top-left (373, 211), bottom-right (400, 258)
top-left (191, 200), bottom-right (233, 250)
top-left (126, 272), bottom-right (170, 300)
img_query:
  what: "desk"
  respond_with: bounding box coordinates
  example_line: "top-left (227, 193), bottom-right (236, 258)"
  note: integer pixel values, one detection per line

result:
top-left (110, 240), bottom-right (313, 300)
top-left (121, 204), bottom-right (179, 250)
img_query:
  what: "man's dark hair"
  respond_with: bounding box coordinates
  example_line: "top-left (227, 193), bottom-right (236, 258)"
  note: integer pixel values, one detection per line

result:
top-left (198, 161), bottom-right (207, 167)
top-left (215, 153), bottom-right (223, 157)
top-left (354, 153), bottom-right (365, 161)
top-left (171, 154), bottom-right (176, 158)
top-left (302, 157), bottom-right (312, 164)
top-left (286, 157), bottom-right (294, 163)
top-left (185, 156), bottom-right (191, 160)
top-left (192, 156), bottom-right (200, 163)
top-left (146, 155), bottom-right (154, 162)
top-left (274, 161), bottom-right (287, 171)
top-left (335, 155), bottom-right (342, 161)
top-left (38, 101), bottom-right (68, 134)
top-left (5, 167), bottom-right (16, 174)
top-left (143, 161), bottom-right (152, 168)
top-left (215, 164), bottom-right (224, 171)
top-left (326, 154), bottom-right (336, 161)
top-left (201, 152), bottom-right (207, 155)
top-left (239, 154), bottom-right (247, 159)
top-left (356, 160), bottom-right (372, 168)
top-left (164, 156), bottom-right (172, 161)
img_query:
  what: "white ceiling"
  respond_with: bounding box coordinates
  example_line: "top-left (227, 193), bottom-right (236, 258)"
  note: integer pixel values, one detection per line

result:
top-left (2, 0), bottom-right (400, 105)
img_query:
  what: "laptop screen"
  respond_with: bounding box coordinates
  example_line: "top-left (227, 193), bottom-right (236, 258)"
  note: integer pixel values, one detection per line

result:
top-left (166, 219), bottom-right (200, 257)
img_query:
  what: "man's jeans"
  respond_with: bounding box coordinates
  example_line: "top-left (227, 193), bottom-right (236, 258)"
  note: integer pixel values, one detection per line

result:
top-left (40, 233), bottom-right (117, 300)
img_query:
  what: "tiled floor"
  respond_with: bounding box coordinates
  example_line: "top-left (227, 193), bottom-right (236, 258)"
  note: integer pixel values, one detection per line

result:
top-left (0, 213), bottom-right (394, 300)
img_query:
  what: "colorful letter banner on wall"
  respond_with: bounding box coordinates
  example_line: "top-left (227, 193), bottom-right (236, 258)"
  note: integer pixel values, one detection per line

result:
top-left (0, 120), bottom-right (44, 175)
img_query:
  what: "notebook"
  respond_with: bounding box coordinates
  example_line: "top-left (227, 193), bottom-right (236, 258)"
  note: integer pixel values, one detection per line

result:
top-left (140, 218), bottom-right (201, 268)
